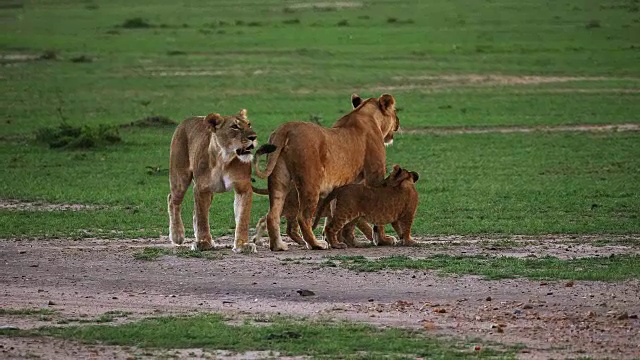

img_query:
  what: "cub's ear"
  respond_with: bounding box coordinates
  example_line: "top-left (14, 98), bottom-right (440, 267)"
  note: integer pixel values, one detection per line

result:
top-left (205, 113), bottom-right (224, 130)
top-left (410, 171), bottom-right (420, 183)
top-left (351, 93), bottom-right (363, 109)
top-left (378, 94), bottom-right (396, 113)
top-left (238, 109), bottom-right (248, 120)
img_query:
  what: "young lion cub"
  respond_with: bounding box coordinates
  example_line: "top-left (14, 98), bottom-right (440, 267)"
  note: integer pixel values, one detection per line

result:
top-left (313, 165), bottom-right (420, 249)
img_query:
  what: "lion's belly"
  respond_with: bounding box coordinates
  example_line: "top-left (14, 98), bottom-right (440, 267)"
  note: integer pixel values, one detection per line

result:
top-left (209, 173), bottom-right (233, 193)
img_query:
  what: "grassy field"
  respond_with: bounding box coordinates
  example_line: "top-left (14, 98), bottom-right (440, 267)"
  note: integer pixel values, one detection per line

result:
top-left (0, 314), bottom-right (514, 358)
top-left (1, 0), bottom-right (639, 239)
top-left (324, 254), bottom-right (640, 281)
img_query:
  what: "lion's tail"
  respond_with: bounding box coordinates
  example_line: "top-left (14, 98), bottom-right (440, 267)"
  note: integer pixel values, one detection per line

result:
top-left (253, 131), bottom-right (287, 179)
top-left (251, 186), bottom-right (269, 196)
top-left (312, 190), bottom-right (339, 229)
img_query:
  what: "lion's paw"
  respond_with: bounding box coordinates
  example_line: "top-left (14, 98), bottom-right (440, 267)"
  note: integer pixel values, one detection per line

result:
top-left (312, 239), bottom-right (330, 250)
top-left (233, 242), bottom-right (258, 254)
top-left (330, 242), bottom-right (348, 249)
top-left (270, 239), bottom-right (289, 252)
top-left (191, 241), bottom-right (214, 251)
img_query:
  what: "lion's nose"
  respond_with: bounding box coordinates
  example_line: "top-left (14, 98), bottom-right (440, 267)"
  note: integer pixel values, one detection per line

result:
top-left (248, 134), bottom-right (257, 141)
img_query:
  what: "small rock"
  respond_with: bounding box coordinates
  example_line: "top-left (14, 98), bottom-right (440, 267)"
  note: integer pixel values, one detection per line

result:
top-left (586, 311), bottom-right (596, 318)
top-left (546, 292), bottom-right (553, 296)
top-left (433, 308), bottom-right (447, 313)
top-left (222, 300), bottom-right (234, 304)
top-left (513, 309), bottom-right (522, 315)
top-left (47, 300), bottom-right (56, 306)
top-left (485, 296), bottom-right (492, 301)
top-left (0, 325), bottom-right (18, 330)
top-left (296, 289), bottom-right (315, 297)
top-left (629, 314), bottom-right (638, 319)
top-left (539, 282), bottom-right (548, 286)
top-left (18, 250), bottom-right (26, 254)
top-left (368, 298), bottom-right (374, 302)
top-left (30, 264), bottom-right (39, 268)
top-left (523, 304), bottom-right (533, 309)
top-left (112, 296), bottom-right (118, 299)
top-left (565, 280), bottom-right (575, 287)
top-left (617, 312), bottom-right (629, 320)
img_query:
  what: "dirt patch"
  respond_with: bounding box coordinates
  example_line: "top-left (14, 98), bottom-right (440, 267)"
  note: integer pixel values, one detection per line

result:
top-left (285, 2), bottom-right (363, 10)
top-left (1, 235), bottom-right (639, 359)
top-left (372, 74), bottom-right (640, 93)
top-left (0, 337), bottom-right (304, 360)
top-left (0, 199), bottom-right (104, 212)
top-left (390, 74), bottom-right (627, 86)
top-left (399, 123), bottom-right (640, 135)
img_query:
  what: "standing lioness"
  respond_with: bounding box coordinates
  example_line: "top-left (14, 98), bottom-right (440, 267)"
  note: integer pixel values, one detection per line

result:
top-left (168, 109), bottom-right (258, 253)
top-left (253, 94), bottom-right (399, 251)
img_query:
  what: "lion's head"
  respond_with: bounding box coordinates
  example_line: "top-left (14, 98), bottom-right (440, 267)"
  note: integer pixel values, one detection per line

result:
top-left (205, 109), bottom-right (257, 163)
top-left (351, 93), bottom-right (400, 146)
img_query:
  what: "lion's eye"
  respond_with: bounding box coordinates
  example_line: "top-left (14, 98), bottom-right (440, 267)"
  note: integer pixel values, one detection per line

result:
top-left (231, 124), bottom-right (240, 130)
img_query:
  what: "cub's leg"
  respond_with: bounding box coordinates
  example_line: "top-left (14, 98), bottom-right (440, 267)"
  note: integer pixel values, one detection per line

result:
top-left (192, 188), bottom-right (214, 250)
top-left (391, 220), bottom-right (418, 246)
top-left (232, 183), bottom-right (257, 253)
top-left (286, 217), bottom-right (306, 245)
top-left (323, 215), bottom-right (352, 249)
top-left (266, 177), bottom-right (290, 251)
top-left (373, 225), bottom-right (398, 246)
top-left (297, 186), bottom-right (329, 250)
top-left (251, 215), bottom-right (268, 246)
top-left (340, 220), bottom-right (359, 247)
top-left (355, 219), bottom-right (374, 241)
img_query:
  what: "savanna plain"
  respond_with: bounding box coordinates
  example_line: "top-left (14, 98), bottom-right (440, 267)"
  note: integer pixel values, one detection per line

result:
top-left (1, 0), bottom-right (639, 359)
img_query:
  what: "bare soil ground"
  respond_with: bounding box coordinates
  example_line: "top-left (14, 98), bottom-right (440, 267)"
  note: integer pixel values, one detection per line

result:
top-left (1, 235), bottom-right (639, 359)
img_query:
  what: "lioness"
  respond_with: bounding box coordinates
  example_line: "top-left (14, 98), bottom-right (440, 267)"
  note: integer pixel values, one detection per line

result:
top-left (168, 109), bottom-right (259, 253)
top-left (253, 94), bottom-right (399, 251)
top-left (313, 165), bottom-right (420, 248)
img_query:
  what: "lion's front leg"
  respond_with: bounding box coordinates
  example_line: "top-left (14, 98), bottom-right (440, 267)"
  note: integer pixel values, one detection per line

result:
top-left (192, 188), bottom-right (215, 251)
top-left (232, 185), bottom-right (257, 254)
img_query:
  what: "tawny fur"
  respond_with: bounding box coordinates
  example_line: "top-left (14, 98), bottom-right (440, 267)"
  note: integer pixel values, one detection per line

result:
top-left (168, 109), bottom-right (260, 253)
top-left (313, 165), bottom-right (420, 249)
top-left (253, 94), bottom-right (400, 251)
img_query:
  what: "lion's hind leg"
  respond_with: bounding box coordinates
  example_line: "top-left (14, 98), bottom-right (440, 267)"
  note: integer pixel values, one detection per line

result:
top-left (168, 171), bottom-right (192, 246)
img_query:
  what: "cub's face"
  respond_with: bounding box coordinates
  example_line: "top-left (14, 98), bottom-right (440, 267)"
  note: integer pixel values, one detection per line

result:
top-left (205, 109), bottom-right (257, 163)
top-left (384, 165), bottom-right (419, 187)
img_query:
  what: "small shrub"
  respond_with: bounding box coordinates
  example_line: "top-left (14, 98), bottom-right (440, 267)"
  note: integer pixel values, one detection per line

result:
top-left (235, 20), bottom-right (245, 26)
top-left (122, 115), bottom-right (177, 128)
top-left (167, 50), bottom-right (187, 56)
top-left (309, 114), bottom-right (323, 125)
top-left (39, 49), bottom-right (58, 60)
top-left (247, 21), bottom-right (262, 27)
top-left (282, 18), bottom-right (300, 25)
top-left (35, 123), bottom-right (121, 149)
top-left (387, 17), bottom-right (398, 23)
top-left (121, 17), bottom-right (152, 29)
top-left (283, 6), bottom-right (296, 13)
top-left (586, 19), bottom-right (601, 28)
top-left (70, 55), bottom-right (93, 63)
top-left (337, 19), bottom-right (349, 26)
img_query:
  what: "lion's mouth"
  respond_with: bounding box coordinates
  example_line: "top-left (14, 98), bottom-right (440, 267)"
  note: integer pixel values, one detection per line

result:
top-left (236, 144), bottom-right (254, 156)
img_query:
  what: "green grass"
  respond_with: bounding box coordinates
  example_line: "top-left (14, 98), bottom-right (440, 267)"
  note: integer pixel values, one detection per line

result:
top-left (0, 0), bottom-right (638, 240)
top-left (0, 314), bottom-right (515, 359)
top-left (0, 308), bottom-right (56, 316)
top-left (326, 254), bottom-right (640, 281)
top-left (133, 246), bottom-right (223, 261)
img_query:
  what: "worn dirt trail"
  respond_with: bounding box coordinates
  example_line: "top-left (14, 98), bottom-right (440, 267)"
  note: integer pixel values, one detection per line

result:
top-left (1, 236), bottom-right (639, 359)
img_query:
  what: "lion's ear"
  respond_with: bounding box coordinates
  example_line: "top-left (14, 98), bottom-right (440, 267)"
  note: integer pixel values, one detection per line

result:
top-left (351, 93), bottom-right (363, 109)
top-left (378, 94), bottom-right (396, 113)
top-left (205, 113), bottom-right (224, 130)
top-left (238, 109), bottom-right (248, 120)
top-left (410, 171), bottom-right (419, 183)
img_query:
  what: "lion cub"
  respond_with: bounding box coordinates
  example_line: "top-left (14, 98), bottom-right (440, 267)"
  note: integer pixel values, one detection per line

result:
top-left (312, 165), bottom-right (419, 249)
